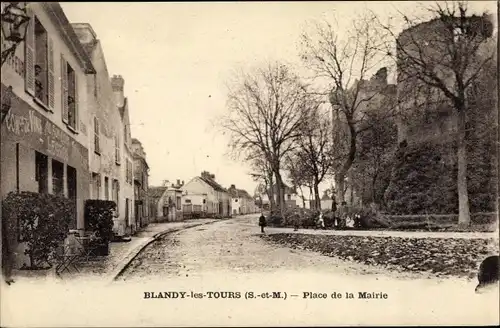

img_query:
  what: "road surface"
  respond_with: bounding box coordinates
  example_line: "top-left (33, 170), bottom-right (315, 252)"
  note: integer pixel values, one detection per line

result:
top-left (3, 214), bottom-right (497, 327)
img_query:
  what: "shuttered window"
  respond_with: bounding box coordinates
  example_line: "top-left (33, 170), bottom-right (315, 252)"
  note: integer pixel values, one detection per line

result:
top-left (115, 135), bottom-right (121, 164)
top-left (60, 55), bottom-right (68, 123)
top-left (24, 7), bottom-right (35, 96)
top-left (47, 38), bottom-right (54, 110)
top-left (94, 117), bottom-right (100, 154)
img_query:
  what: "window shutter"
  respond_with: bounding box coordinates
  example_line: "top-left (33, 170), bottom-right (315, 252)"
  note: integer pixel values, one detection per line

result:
top-left (74, 75), bottom-right (79, 131)
top-left (47, 38), bottom-right (55, 110)
top-left (24, 8), bottom-right (35, 96)
top-left (60, 55), bottom-right (68, 123)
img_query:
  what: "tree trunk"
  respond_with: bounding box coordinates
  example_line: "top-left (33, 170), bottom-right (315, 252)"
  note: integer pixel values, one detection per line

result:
top-left (298, 185), bottom-right (306, 209)
top-left (456, 106), bottom-right (471, 226)
top-left (274, 170), bottom-right (285, 216)
top-left (267, 173), bottom-right (275, 212)
top-left (308, 185), bottom-right (314, 210)
top-left (314, 181), bottom-right (321, 211)
top-left (335, 174), bottom-right (346, 203)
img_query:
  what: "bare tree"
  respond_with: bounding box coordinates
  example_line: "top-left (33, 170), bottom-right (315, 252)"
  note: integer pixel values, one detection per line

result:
top-left (249, 150), bottom-right (275, 211)
top-left (300, 13), bottom-right (398, 204)
top-left (290, 102), bottom-right (335, 210)
top-left (285, 153), bottom-right (314, 210)
top-left (377, 1), bottom-right (495, 226)
top-left (220, 62), bottom-right (310, 215)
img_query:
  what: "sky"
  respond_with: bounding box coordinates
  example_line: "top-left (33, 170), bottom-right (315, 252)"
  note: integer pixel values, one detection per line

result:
top-left (60, 1), bottom-right (497, 196)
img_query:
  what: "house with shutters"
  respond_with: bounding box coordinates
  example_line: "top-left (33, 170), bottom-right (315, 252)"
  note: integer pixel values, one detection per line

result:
top-left (71, 23), bottom-right (134, 236)
top-left (1, 2), bottom-right (95, 267)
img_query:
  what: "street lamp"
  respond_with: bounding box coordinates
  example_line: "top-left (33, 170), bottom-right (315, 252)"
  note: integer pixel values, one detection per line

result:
top-left (1, 2), bottom-right (30, 123)
top-left (1, 2), bottom-right (30, 66)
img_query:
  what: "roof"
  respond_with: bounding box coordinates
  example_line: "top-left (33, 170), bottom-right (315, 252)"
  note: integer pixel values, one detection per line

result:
top-left (199, 176), bottom-right (227, 193)
top-left (228, 187), bottom-right (253, 199)
top-left (148, 187), bottom-right (168, 200)
top-left (119, 97), bottom-right (128, 119)
top-left (43, 3), bottom-right (96, 74)
top-left (81, 39), bottom-right (98, 57)
top-left (321, 193), bottom-right (331, 201)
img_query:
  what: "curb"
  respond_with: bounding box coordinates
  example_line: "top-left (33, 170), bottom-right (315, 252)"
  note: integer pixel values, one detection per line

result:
top-left (109, 220), bottom-right (218, 283)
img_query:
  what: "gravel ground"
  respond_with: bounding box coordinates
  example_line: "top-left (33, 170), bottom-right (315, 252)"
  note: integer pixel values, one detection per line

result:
top-left (4, 215), bottom-right (498, 327)
top-left (119, 215), bottom-right (497, 282)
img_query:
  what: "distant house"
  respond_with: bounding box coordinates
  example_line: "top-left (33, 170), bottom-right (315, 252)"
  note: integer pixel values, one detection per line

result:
top-left (227, 185), bottom-right (257, 215)
top-left (181, 171), bottom-right (231, 218)
top-left (149, 179), bottom-right (184, 222)
top-left (261, 183), bottom-right (298, 210)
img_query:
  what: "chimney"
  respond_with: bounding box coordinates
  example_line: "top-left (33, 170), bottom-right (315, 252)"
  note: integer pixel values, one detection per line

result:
top-left (177, 179), bottom-right (180, 186)
top-left (111, 75), bottom-right (125, 107)
top-left (210, 174), bottom-right (215, 179)
top-left (181, 180), bottom-right (184, 185)
top-left (230, 184), bottom-right (235, 189)
top-left (71, 23), bottom-right (97, 44)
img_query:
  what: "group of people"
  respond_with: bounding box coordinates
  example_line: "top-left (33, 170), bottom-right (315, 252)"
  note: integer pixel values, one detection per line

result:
top-left (257, 200), bottom-right (353, 233)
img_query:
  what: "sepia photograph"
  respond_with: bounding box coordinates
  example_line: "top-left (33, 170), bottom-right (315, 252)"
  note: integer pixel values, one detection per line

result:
top-left (1, 1), bottom-right (499, 326)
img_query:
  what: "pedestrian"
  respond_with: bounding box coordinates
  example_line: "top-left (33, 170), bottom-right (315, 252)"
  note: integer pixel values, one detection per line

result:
top-left (258, 213), bottom-right (267, 233)
top-left (317, 212), bottom-right (325, 230)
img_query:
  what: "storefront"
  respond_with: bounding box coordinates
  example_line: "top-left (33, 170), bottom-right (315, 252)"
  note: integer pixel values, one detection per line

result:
top-left (1, 83), bottom-right (90, 234)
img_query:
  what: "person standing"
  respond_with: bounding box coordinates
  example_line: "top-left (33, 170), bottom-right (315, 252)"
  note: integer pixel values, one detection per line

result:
top-left (317, 211), bottom-right (325, 230)
top-left (258, 213), bottom-right (267, 233)
top-left (331, 196), bottom-right (338, 228)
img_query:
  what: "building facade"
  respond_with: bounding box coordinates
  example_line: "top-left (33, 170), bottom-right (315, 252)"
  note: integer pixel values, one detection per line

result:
top-left (149, 180), bottom-right (183, 222)
top-left (181, 171), bottom-right (231, 218)
top-left (1, 2), bottom-right (95, 266)
top-left (261, 183), bottom-right (298, 210)
top-left (131, 138), bottom-right (149, 229)
top-left (110, 75), bottom-right (135, 234)
top-left (71, 23), bottom-right (131, 236)
top-left (227, 184), bottom-right (257, 215)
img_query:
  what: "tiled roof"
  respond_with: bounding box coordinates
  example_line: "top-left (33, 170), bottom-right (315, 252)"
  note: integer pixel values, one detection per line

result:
top-left (230, 188), bottom-right (252, 199)
top-left (200, 176), bottom-right (226, 192)
top-left (148, 186), bottom-right (167, 200)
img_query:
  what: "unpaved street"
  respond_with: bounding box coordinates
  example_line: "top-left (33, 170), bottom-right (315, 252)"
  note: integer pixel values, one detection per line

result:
top-left (120, 214), bottom-right (409, 280)
top-left (119, 214), bottom-right (494, 281)
top-left (114, 214), bottom-right (498, 326)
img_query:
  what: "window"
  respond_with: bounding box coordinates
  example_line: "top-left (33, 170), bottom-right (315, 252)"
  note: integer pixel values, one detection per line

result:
top-left (61, 61), bottom-right (78, 131)
top-left (104, 176), bottom-right (109, 200)
top-left (112, 179), bottom-right (120, 216)
top-left (185, 199), bottom-right (191, 204)
top-left (67, 165), bottom-right (77, 229)
top-left (35, 151), bottom-right (48, 194)
top-left (94, 117), bottom-right (100, 154)
top-left (25, 15), bottom-right (54, 111)
top-left (176, 196), bottom-right (181, 210)
top-left (234, 199), bottom-right (238, 202)
top-left (52, 160), bottom-right (64, 196)
top-left (115, 135), bottom-right (120, 165)
top-left (287, 194), bottom-right (291, 201)
top-left (92, 172), bottom-right (101, 199)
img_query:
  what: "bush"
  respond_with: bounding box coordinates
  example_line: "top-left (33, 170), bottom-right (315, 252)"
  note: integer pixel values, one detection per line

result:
top-left (84, 200), bottom-right (116, 243)
top-left (2, 191), bottom-right (74, 269)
